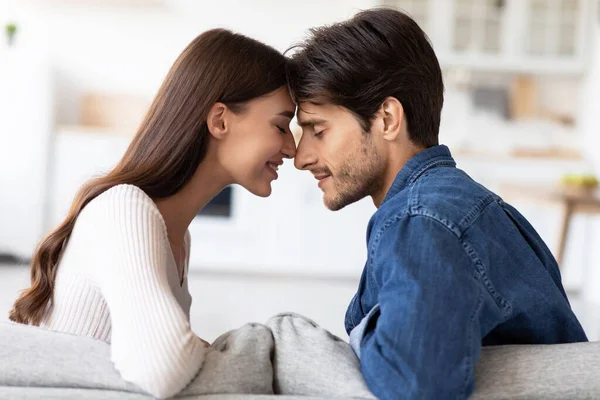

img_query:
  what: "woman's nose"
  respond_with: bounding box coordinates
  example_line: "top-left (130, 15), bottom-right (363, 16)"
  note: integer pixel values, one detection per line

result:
top-left (281, 132), bottom-right (297, 159)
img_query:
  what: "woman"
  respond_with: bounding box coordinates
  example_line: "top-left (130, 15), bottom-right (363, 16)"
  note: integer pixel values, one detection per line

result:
top-left (9, 29), bottom-right (296, 398)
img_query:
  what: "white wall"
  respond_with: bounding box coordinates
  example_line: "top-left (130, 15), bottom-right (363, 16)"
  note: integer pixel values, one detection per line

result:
top-left (2, 0), bottom-right (378, 125)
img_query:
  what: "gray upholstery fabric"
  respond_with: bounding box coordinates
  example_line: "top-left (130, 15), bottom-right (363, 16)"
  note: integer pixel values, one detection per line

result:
top-left (0, 387), bottom-right (150, 400)
top-left (265, 312), bottom-right (375, 398)
top-left (474, 341), bottom-right (600, 399)
top-left (2, 318), bottom-right (600, 399)
top-left (0, 387), bottom-right (318, 400)
top-left (178, 323), bottom-right (274, 396)
top-left (0, 321), bottom-right (275, 398)
top-left (0, 321), bottom-right (135, 392)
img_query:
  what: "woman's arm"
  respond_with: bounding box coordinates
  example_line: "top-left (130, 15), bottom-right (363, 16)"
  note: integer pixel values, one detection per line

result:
top-left (86, 185), bottom-right (206, 399)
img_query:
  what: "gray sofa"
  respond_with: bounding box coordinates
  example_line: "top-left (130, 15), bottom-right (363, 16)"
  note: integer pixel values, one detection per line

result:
top-left (1, 318), bottom-right (599, 399)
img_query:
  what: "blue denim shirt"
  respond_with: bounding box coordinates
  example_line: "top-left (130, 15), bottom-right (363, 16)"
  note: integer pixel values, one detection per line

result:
top-left (345, 145), bottom-right (587, 400)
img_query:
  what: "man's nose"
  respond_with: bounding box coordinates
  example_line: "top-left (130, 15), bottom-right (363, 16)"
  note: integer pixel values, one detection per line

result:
top-left (294, 136), bottom-right (317, 170)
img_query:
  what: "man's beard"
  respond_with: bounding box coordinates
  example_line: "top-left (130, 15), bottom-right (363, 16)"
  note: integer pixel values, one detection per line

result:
top-left (323, 138), bottom-right (385, 211)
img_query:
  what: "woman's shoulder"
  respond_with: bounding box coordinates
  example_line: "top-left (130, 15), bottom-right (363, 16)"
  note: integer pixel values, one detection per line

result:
top-left (80, 184), bottom-right (163, 226)
top-left (96, 184), bottom-right (154, 205)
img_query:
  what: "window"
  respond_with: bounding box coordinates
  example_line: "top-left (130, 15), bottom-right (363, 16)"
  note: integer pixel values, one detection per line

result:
top-left (452, 0), bottom-right (506, 54)
top-left (197, 186), bottom-right (233, 218)
top-left (526, 0), bottom-right (579, 56)
top-left (381, 0), bottom-right (430, 31)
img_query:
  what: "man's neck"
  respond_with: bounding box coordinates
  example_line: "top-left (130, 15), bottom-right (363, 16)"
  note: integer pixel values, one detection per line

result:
top-left (371, 143), bottom-right (425, 208)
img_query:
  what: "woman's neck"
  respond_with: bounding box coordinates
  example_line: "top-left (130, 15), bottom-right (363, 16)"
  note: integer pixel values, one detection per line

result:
top-left (154, 156), bottom-right (231, 246)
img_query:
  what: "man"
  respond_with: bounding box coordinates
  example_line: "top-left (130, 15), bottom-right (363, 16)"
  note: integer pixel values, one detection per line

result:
top-left (286, 8), bottom-right (588, 400)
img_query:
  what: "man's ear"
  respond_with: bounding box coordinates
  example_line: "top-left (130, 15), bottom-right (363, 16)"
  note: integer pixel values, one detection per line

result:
top-left (379, 97), bottom-right (404, 142)
top-left (207, 102), bottom-right (229, 139)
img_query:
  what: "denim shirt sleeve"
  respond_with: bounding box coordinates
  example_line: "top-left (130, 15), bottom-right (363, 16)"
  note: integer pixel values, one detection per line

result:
top-left (359, 215), bottom-right (482, 400)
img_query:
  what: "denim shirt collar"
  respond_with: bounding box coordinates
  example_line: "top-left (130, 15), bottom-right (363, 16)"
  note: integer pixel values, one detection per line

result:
top-left (381, 145), bottom-right (456, 206)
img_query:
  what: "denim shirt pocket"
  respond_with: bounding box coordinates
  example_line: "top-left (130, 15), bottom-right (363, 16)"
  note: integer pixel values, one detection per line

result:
top-left (349, 303), bottom-right (381, 359)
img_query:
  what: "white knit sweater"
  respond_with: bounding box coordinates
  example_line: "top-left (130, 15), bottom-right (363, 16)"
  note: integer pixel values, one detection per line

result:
top-left (40, 184), bottom-right (207, 398)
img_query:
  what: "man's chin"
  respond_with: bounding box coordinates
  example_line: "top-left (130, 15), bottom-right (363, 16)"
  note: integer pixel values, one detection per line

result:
top-left (323, 198), bottom-right (346, 211)
top-left (323, 188), bottom-right (367, 211)
top-left (323, 192), bottom-right (358, 211)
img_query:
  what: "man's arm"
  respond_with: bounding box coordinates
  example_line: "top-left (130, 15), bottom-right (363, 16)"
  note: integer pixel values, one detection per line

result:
top-left (359, 215), bottom-right (491, 400)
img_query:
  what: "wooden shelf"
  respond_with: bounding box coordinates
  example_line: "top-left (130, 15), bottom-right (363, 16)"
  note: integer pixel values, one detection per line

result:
top-left (453, 147), bottom-right (584, 161)
top-left (55, 125), bottom-right (134, 137)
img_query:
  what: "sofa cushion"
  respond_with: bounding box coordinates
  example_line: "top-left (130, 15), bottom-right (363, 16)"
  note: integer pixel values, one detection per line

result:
top-left (0, 321), bottom-right (276, 398)
top-left (1, 319), bottom-right (599, 399)
top-left (474, 341), bottom-right (600, 399)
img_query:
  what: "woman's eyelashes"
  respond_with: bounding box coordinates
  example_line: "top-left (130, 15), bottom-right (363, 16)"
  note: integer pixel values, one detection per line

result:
top-left (314, 130), bottom-right (324, 138)
top-left (276, 125), bottom-right (288, 134)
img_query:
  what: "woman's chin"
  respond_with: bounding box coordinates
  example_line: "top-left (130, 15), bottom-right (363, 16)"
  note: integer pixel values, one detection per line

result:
top-left (245, 183), bottom-right (273, 198)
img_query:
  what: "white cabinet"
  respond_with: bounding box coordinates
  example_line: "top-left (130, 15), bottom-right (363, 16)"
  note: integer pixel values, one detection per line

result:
top-left (48, 130), bottom-right (131, 228)
top-left (382, 0), bottom-right (595, 74)
top-left (0, 49), bottom-right (53, 259)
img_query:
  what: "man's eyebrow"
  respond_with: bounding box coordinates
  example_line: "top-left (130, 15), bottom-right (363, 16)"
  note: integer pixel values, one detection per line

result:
top-left (298, 118), bottom-right (327, 127)
top-left (278, 110), bottom-right (295, 119)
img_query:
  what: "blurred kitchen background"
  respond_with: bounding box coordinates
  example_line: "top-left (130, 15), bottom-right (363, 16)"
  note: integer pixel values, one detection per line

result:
top-left (1, 0), bottom-right (600, 342)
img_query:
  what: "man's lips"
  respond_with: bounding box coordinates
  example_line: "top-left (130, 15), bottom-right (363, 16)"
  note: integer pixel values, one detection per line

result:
top-left (314, 174), bottom-right (331, 189)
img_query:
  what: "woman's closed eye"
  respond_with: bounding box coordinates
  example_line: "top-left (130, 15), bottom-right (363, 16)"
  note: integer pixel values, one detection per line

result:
top-left (276, 125), bottom-right (288, 134)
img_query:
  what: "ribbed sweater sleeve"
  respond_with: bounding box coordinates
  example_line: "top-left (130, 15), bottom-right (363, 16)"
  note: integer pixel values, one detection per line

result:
top-left (87, 185), bottom-right (206, 398)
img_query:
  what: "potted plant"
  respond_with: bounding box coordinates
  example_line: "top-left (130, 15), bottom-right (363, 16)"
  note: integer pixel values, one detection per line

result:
top-left (5, 22), bottom-right (17, 46)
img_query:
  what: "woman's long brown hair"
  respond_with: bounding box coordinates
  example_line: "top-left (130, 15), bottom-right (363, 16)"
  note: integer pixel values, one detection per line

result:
top-left (9, 29), bottom-right (288, 325)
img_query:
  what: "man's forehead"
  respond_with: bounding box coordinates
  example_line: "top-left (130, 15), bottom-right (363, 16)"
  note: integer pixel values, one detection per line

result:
top-left (297, 103), bottom-right (319, 117)
top-left (297, 103), bottom-right (336, 126)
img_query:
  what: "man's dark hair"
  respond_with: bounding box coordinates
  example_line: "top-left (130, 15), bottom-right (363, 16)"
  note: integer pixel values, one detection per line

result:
top-left (286, 8), bottom-right (444, 148)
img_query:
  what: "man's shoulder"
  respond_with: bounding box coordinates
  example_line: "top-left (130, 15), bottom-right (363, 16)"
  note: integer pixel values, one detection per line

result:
top-left (372, 167), bottom-right (498, 236)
